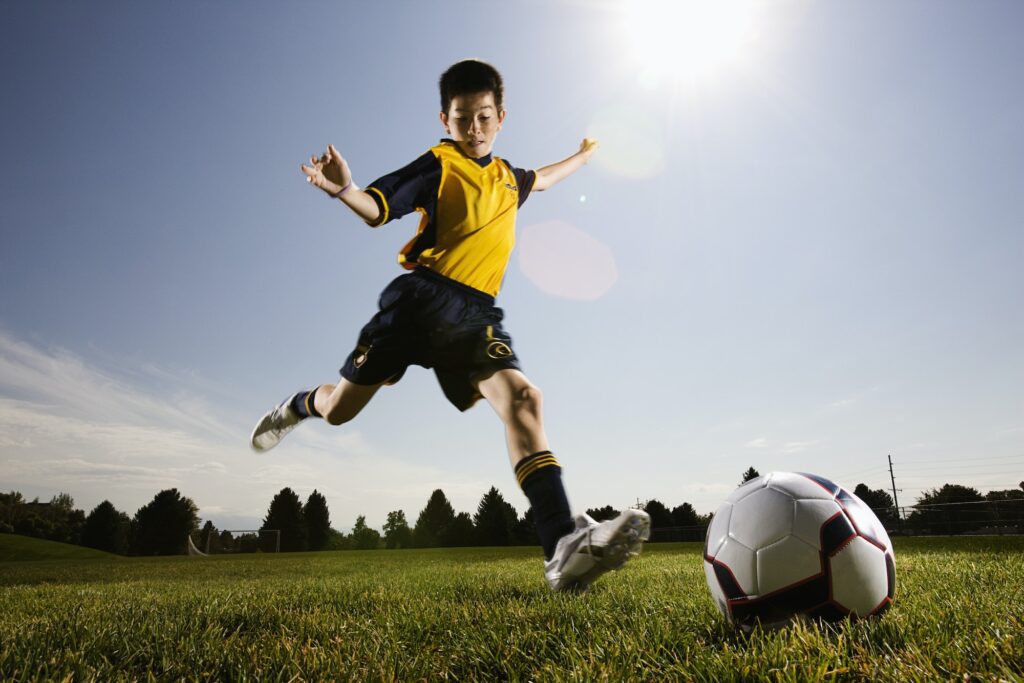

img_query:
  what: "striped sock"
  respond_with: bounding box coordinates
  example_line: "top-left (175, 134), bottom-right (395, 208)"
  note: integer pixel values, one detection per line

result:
top-left (515, 450), bottom-right (574, 560)
top-left (290, 387), bottom-right (322, 419)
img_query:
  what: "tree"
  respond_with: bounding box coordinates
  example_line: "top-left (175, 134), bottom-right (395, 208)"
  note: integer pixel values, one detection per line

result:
top-left (304, 490), bottom-right (331, 551)
top-left (325, 528), bottom-right (350, 550)
top-left (740, 467), bottom-right (761, 485)
top-left (474, 487), bottom-right (517, 546)
top-left (132, 489), bottom-right (199, 555)
top-left (0, 491), bottom-right (24, 533)
top-left (985, 489), bottom-right (1024, 528)
top-left (413, 489), bottom-right (455, 548)
top-left (515, 508), bottom-right (539, 546)
top-left (853, 484), bottom-right (897, 528)
top-left (445, 512), bottom-right (477, 547)
top-left (383, 510), bottom-right (413, 549)
top-left (907, 484), bottom-right (990, 535)
top-left (586, 505), bottom-right (620, 522)
top-left (81, 500), bottom-right (131, 554)
top-left (350, 515), bottom-right (381, 550)
top-left (671, 502), bottom-right (699, 527)
top-left (262, 487), bottom-right (306, 552)
top-left (643, 499), bottom-right (673, 531)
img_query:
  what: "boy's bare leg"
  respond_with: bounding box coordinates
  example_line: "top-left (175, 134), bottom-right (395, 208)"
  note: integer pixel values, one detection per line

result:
top-left (314, 378), bottom-right (385, 425)
top-left (250, 378), bottom-right (383, 451)
top-left (475, 369), bottom-right (549, 467)
top-left (476, 367), bottom-right (650, 590)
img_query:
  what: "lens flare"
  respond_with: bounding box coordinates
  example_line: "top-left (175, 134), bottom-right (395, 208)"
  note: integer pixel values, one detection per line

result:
top-left (517, 221), bottom-right (618, 301)
top-left (586, 103), bottom-right (666, 180)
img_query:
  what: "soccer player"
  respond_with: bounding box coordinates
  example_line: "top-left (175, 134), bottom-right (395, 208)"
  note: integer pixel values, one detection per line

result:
top-left (251, 59), bottom-right (650, 591)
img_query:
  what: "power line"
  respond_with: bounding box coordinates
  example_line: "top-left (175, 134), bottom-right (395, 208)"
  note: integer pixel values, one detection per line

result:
top-left (894, 454), bottom-right (1023, 465)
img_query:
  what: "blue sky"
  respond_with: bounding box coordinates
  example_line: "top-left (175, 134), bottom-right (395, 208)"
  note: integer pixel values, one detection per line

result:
top-left (1, 1), bottom-right (1021, 532)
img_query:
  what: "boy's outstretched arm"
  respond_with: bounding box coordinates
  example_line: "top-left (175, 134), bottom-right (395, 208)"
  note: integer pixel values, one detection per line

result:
top-left (301, 144), bottom-right (382, 225)
top-left (532, 138), bottom-right (599, 192)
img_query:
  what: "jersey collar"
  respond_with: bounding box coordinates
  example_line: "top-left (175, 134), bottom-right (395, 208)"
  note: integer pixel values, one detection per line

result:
top-left (440, 138), bottom-right (493, 168)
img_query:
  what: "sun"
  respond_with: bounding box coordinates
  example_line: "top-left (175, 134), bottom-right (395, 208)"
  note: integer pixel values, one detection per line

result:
top-left (620, 0), bottom-right (761, 87)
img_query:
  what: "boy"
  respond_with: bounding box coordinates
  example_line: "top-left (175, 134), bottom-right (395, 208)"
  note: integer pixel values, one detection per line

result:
top-left (251, 59), bottom-right (649, 591)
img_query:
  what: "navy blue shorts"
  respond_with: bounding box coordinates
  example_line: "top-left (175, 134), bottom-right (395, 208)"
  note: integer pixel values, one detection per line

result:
top-left (340, 268), bottom-right (522, 411)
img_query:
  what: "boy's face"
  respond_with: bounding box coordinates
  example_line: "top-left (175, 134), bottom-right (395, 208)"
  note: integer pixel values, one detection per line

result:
top-left (440, 91), bottom-right (505, 159)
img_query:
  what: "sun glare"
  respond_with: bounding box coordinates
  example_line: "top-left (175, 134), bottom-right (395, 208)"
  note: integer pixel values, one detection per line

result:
top-left (621, 0), bottom-right (760, 87)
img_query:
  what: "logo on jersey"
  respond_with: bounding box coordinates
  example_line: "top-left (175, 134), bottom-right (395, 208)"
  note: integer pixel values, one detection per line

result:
top-left (504, 183), bottom-right (518, 192)
top-left (352, 344), bottom-right (371, 368)
top-left (486, 340), bottom-right (514, 359)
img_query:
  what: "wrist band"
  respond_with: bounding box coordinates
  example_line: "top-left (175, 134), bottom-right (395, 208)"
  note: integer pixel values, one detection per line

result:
top-left (331, 182), bottom-right (353, 198)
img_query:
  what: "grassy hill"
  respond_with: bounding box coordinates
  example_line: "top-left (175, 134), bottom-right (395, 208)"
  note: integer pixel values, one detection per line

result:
top-left (0, 534), bottom-right (119, 562)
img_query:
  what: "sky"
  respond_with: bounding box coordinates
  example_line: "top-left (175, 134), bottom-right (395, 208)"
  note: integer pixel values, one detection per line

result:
top-left (1, 1), bottom-right (1021, 532)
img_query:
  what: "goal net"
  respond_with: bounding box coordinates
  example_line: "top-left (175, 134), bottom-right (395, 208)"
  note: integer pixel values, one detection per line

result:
top-left (196, 529), bottom-right (281, 554)
top-left (186, 535), bottom-right (207, 556)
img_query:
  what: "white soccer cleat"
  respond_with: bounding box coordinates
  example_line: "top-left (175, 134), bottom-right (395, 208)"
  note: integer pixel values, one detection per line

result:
top-left (249, 393), bottom-right (303, 452)
top-left (544, 508), bottom-right (652, 592)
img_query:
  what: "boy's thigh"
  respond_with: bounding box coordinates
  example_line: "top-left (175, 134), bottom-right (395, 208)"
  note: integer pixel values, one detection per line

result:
top-left (339, 274), bottom-right (425, 386)
top-left (432, 320), bottom-right (522, 411)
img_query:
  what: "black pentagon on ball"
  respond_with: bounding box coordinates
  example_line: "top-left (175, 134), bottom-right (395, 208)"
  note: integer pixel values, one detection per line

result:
top-left (885, 552), bottom-right (896, 599)
top-left (796, 472), bottom-right (840, 496)
top-left (820, 511), bottom-right (857, 556)
top-left (712, 561), bottom-right (747, 601)
top-left (728, 575), bottom-right (830, 628)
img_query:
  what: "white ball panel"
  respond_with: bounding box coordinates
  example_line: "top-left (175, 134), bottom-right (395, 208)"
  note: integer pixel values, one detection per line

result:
top-left (703, 559), bottom-right (729, 617)
top-left (756, 535), bottom-right (822, 596)
top-left (767, 472), bottom-right (838, 501)
top-left (705, 503), bottom-right (732, 558)
top-left (715, 538), bottom-right (758, 596)
top-left (830, 536), bottom-right (889, 616)
top-left (727, 475), bottom-right (769, 504)
top-left (730, 486), bottom-right (795, 550)
top-left (791, 499), bottom-right (843, 549)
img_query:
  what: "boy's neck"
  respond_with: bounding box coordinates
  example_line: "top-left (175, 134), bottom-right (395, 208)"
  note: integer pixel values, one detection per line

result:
top-left (441, 138), bottom-right (493, 167)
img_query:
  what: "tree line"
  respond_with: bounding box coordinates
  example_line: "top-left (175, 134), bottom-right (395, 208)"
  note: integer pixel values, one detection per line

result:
top-left (3, 470), bottom-right (1021, 555)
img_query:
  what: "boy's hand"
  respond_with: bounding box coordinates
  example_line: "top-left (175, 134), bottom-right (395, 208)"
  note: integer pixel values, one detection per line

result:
top-left (579, 137), bottom-right (599, 161)
top-left (301, 144), bottom-right (353, 195)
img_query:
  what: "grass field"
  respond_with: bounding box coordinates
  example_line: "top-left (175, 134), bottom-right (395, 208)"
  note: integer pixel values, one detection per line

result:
top-left (1, 535), bottom-right (1022, 681)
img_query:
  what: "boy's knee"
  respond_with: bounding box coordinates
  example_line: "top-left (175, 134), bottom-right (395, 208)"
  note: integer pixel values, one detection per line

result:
top-left (323, 404), bottom-right (355, 426)
top-left (511, 384), bottom-right (543, 418)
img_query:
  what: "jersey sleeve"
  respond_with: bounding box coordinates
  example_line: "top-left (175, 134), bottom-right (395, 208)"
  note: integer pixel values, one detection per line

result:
top-left (501, 160), bottom-right (537, 209)
top-left (364, 151), bottom-right (442, 227)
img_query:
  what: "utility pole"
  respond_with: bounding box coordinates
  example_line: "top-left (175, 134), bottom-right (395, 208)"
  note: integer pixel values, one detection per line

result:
top-left (888, 454), bottom-right (902, 530)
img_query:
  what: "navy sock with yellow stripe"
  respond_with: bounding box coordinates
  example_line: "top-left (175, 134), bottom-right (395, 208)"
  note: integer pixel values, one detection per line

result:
top-left (290, 387), bottom-right (322, 419)
top-left (515, 450), bottom-right (574, 560)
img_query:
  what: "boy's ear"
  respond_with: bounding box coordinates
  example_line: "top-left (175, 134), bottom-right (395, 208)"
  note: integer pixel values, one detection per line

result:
top-left (498, 108), bottom-right (506, 128)
top-left (439, 111), bottom-right (451, 134)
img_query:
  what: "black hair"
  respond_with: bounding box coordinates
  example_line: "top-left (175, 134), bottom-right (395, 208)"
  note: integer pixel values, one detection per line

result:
top-left (439, 59), bottom-right (504, 113)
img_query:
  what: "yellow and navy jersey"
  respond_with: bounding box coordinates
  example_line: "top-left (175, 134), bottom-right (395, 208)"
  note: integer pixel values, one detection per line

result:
top-left (364, 139), bottom-right (536, 298)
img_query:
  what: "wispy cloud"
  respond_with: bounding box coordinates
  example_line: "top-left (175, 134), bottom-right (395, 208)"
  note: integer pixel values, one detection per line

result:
top-left (0, 330), bottom-right (489, 530)
top-left (744, 437), bottom-right (768, 449)
top-left (779, 441), bottom-right (817, 454)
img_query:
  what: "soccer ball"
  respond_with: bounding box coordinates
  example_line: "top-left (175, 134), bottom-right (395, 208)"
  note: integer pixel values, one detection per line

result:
top-left (703, 471), bottom-right (896, 629)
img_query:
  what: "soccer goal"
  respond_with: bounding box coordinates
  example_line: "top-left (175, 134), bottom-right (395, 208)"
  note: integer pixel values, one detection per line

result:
top-left (199, 529), bottom-right (281, 554)
top-left (186, 535), bottom-right (208, 556)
